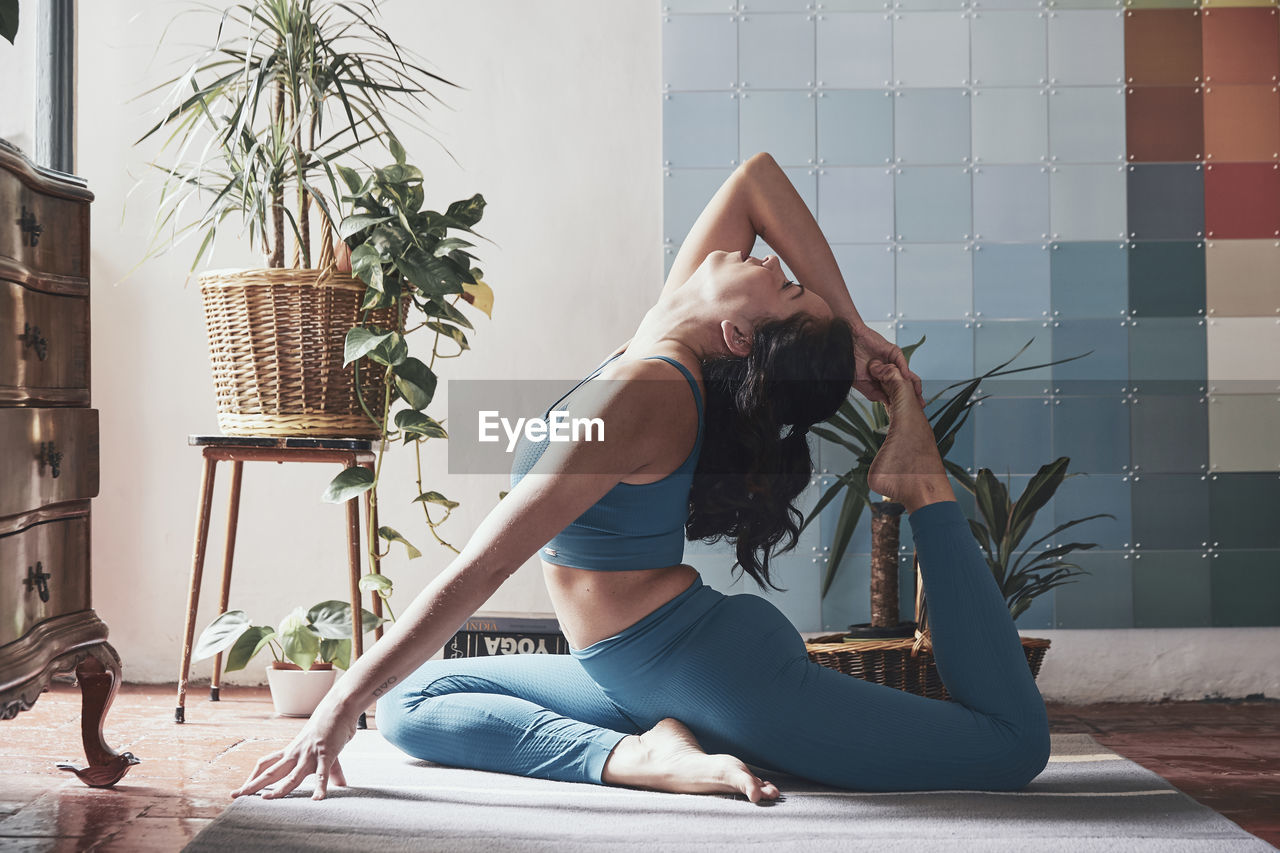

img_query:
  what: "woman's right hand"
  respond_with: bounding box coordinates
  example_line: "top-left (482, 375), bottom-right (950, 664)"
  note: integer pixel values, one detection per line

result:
top-left (231, 694), bottom-right (359, 801)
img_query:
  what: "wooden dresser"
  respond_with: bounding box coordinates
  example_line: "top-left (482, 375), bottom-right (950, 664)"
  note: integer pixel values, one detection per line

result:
top-left (0, 141), bottom-right (136, 787)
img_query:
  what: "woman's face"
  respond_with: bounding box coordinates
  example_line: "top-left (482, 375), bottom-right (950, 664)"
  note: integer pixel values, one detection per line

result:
top-left (704, 250), bottom-right (832, 323)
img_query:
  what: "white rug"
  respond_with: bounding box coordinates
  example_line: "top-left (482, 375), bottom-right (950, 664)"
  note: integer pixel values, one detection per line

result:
top-left (185, 732), bottom-right (1275, 852)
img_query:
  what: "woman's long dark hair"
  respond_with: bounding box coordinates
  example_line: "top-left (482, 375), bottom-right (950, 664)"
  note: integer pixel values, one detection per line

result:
top-left (686, 314), bottom-right (856, 590)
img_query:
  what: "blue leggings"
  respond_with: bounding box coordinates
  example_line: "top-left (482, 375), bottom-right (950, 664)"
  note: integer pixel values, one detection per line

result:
top-left (376, 501), bottom-right (1051, 791)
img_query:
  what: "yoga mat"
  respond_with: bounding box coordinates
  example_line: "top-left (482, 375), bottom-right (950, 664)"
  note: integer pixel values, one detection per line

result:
top-left (186, 732), bottom-right (1275, 852)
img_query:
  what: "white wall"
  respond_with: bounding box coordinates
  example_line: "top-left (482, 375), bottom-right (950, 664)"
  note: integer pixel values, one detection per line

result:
top-left (0, 2), bottom-right (36, 155)
top-left (78, 0), bottom-right (662, 684)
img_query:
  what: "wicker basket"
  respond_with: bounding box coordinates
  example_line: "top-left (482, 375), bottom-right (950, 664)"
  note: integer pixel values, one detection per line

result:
top-left (199, 267), bottom-right (396, 438)
top-left (805, 634), bottom-right (1051, 701)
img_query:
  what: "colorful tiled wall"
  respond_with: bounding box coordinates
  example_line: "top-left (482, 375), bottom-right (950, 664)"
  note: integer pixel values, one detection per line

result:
top-left (662, 0), bottom-right (1280, 630)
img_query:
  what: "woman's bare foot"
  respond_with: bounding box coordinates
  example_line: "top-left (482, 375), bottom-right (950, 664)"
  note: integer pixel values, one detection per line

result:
top-left (601, 718), bottom-right (780, 803)
top-left (865, 360), bottom-right (956, 513)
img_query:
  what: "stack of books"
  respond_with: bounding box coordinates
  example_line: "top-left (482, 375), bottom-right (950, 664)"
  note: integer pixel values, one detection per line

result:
top-left (443, 612), bottom-right (569, 658)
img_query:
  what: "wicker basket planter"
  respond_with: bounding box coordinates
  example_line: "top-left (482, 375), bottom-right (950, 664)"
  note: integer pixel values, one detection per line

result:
top-left (805, 634), bottom-right (1050, 701)
top-left (200, 267), bottom-right (397, 438)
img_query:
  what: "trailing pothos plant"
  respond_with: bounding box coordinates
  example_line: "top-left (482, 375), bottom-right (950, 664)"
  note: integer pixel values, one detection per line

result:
top-left (802, 339), bottom-right (1085, 599)
top-left (319, 143), bottom-right (493, 619)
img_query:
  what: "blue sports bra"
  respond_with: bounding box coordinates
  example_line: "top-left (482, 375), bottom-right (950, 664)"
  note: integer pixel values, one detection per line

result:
top-left (509, 353), bottom-right (704, 571)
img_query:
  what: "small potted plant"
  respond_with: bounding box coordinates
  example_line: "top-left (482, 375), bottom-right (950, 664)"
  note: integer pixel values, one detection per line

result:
top-left (193, 600), bottom-right (384, 717)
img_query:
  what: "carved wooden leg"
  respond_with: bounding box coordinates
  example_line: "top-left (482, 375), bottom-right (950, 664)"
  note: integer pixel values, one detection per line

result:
top-left (211, 460), bottom-right (244, 702)
top-left (176, 454), bottom-right (218, 723)
top-left (57, 645), bottom-right (140, 788)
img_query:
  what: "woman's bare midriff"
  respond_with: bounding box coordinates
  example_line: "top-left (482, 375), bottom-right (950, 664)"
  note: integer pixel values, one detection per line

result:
top-left (542, 561), bottom-right (701, 650)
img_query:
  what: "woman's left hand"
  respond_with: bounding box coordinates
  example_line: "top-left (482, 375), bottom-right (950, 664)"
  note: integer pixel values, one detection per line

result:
top-left (851, 323), bottom-right (925, 407)
top-left (230, 695), bottom-right (358, 801)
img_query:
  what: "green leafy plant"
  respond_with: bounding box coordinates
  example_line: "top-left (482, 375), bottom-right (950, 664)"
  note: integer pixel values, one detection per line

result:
top-left (135, 0), bottom-right (455, 270)
top-left (194, 600), bottom-right (385, 672)
top-left (958, 458), bottom-right (1110, 619)
top-left (319, 148), bottom-right (493, 607)
top-left (0, 0), bottom-right (19, 45)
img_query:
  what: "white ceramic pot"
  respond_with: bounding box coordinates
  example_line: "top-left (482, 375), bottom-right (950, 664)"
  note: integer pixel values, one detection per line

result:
top-left (265, 662), bottom-right (338, 717)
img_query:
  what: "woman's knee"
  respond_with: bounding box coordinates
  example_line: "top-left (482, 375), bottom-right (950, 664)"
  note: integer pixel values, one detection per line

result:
top-left (989, 711), bottom-right (1051, 790)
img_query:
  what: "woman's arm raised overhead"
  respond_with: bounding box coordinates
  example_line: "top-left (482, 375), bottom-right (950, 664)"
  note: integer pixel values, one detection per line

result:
top-left (663, 151), bottom-right (922, 405)
top-left (231, 366), bottom-right (684, 801)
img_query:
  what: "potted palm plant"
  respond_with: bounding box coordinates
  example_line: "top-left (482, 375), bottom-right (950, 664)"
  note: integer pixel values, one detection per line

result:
top-left (194, 600), bottom-right (384, 716)
top-left (136, 0), bottom-right (457, 437)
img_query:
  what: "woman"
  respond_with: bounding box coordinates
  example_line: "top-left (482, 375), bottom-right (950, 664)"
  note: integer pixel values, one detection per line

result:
top-left (233, 152), bottom-right (1050, 803)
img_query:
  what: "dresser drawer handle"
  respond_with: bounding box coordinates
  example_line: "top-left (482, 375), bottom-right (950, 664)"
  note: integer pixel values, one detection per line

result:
top-left (24, 562), bottom-right (51, 603)
top-left (38, 441), bottom-right (63, 478)
top-left (18, 205), bottom-right (43, 247)
top-left (20, 323), bottom-right (49, 361)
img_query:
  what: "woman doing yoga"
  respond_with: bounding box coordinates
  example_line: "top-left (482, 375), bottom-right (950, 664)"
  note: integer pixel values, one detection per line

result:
top-left (233, 152), bottom-right (1051, 803)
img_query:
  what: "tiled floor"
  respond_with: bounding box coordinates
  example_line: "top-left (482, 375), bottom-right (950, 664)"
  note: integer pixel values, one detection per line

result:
top-left (1, 683), bottom-right (1277, 851)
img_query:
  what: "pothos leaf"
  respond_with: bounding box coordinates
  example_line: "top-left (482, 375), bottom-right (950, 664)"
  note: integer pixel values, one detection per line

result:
top-left (321, 466), bottom-right (374, 503)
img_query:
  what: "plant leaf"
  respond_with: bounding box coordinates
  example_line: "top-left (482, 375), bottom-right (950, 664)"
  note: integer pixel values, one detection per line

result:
top-left (343, 326), bottom-right (392, 366)
top-left (414, 490), bottom-right (460, 509)
top-left (194, 610), bottom-right (251, 660)
top-left (460, 279), bottom-right (494, 317)
top-left (396, 410), bottom-right (448, 439)
top-left (307, 600), bottom-right (354, 640)
top-left (224, 626), bottom-right (275, 673)
top-left (821, 470), bottom-right (870, 598)
top-left (321, 466), bottom-right (374, 503)
top-left (392, 357), bottom-right (437, 410)
top-left (339, 213), bottom-right (392, 240)
top-left (427, 321), bottom-right (470, 350)
top-left (379, 525), bottom-right (421, 559)
top-left (321, 638), bottom-right (352, 670)
top-left (359, 572), bottom-right (394, 599)
top-left (278, 607), bottom-right (321, 671)
top-left (368, 331), bottom-right (409, 367)
top-left (446, 193), bottom-right (486, 228)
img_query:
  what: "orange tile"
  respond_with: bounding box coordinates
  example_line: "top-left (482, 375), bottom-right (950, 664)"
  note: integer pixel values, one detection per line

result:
top-left (1204, 84), bottom-right (1280, 163)
top-left (1202, 7), bottom-right (1280, 85)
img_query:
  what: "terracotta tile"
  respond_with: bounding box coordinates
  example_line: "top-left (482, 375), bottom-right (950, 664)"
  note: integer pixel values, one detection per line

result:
top-left (90, 817), bottom-right (212, 852)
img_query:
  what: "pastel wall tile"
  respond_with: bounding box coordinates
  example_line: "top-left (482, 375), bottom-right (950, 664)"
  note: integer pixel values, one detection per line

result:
top-left (739, 13), bottom-right (815, 89)
top-left (664, 168), bottom-right (735, 242)
top-left (1123, 9), bottom-right (1204, 87)
top-left (1124, 86), bottom-right (1204, 164)
top-left (1201, 6), bottom-right (1280, 86)
top-left (972, 165), bottom-right (1051, 243)
top-left (1203, 163), bottom-right (1280, 240)
top-left (1209, 473), bottom-right (1280, 548)
top-left (894, 166), bottom-right (972, 242)
top-left (741, 0), bottom-right (813, 9)
top-left (971, 12), bottom-right (1048, 87)
top-left (979, 0), bottom-right (1047, 10)
top-left (1132, 474), bottom-right (1211, 550)
top-left (974, 396), bottom-right (1054, 475)
top-left (740, 90), bottom-right (817, 167)
top-left (896, 320), bottom-right (974, 383)
top-left (1048, 0), bottom-right (1120, 8)
top-left (1127, 164), bottom-right (1205, 241)
top-left (1053, 394), bottom-right (1131, 475)
top-left (1131, 393), bottom-right (1209, 474)
top-left (1203, 85), bottom-right (1280, 164)
top-left (818, 0), bottom-right (893, 8)
top-left (1049, 86), bottom-right (1127, 164)
top-left (1050, 242), bottom-right (1129, 319)
top-left (834, 244), bottom-right (897, 323)
top-left (892, 12), bottom-right (971, 88)
top-left (818, 90), bottom-right (894, 166)
top-left (1051, 165), bottom-right (1128, 241)
top-left (1208, 394), bottom-right (1280, 472)
top-left (782, 167), bottom-right (820, 217)
top-left (1015, 591), bottom-right (1055, 631)
top-left (974, 320), bottom-right (1053, 388)
top-left (664, 92), bottom-right (739, 167)
top-left (663, 15), bottom-right (738, 90)
top-left (895, 243), bottom-right (973, 320)
top-left (666, 0), bottom-right (736, 10)
top-left (1047, 10), bottom-right (1126, 87)
top-left (1211, 551), bottom-right (1280, 627)
top-left (973, 243), bottom-right (1052, 320)
top-left (818, 474), bottom-right (875, 556)
top-left (1206, 240), bottom-right (1280, 317)
top-left (1207, 317), bottom-right (1280, 385)
top-left (1129, 317), bottom-right (1208, 385)
top-left (816, 13), bottom-right (893, 88)
top-left (894, 88), bottom-right (971, 165)
top-left (1133, 552), bottom-right (1211, 628)
top-left (820, 551), bottom-right (872, 631)
top-left (1053, 474), bottom-right (1133, 549)
top-left (818, 167), bottom-right (895, 242)
top-left (1052, 318), bottom-right (1129, 392)
top-left (1128, 241), bottom-right (1206, 319)
top-left (1054, 552), bottom-right (1133, 628)
top-left (972, 87), bottom-right (1050, 165)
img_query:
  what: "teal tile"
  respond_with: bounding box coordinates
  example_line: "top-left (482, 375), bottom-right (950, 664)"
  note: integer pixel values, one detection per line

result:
top-left (1128, 241), bottom-right (1206, 319)
top-left (975, 320), bottom-right (1053, 391)
top-left (974, 396), bottom-right (1053, 476)
top-left (1133, 551), bottom-right (1211, 628)
top-left (973, 243), bottom-right (1052, 321)
top-left (1005, 473), bottom-right (1059, 550)
top-left (1129, 317), bottom-right (1207, 387)
top-left (1054, 551), bottom-right (1134, 628)
top-left (1209, 474), bottom-right (1280, 550)
top-left (1211, 551), bottom-right (1280, 627)
top-left (1014, 589), bottom-right (1055, 630)
top-left (1053, 473), bottom-right (1131, 549)
top-left (897, 321), bottom-right (974, 385)
top-left (1052, 318), bottom-right (1129, 394)
top-left (821, 551), bottom-right (872, 631)
top-left (1132, 474), bottom-right (1210, 550)
top-left (1050, 242), bottom-right (1129, 320)
top-left (1130, 393), bottom-right (1208, 475)
top-left (895, 88), bottom-right (971, 165)
top-left (1050, 164), bottom-right (1128, 242)
top-left (818, 90), bottom-right (894, 167)
top-left (1052, 394), bottom-right (1130, 475)
top-left (895, 166), bottom-right (972, 243)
